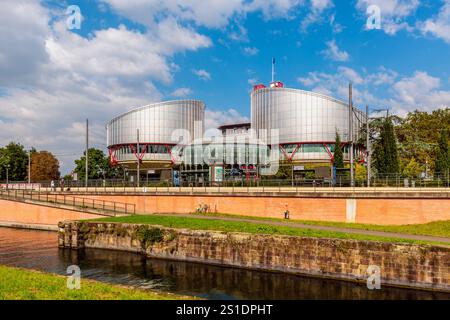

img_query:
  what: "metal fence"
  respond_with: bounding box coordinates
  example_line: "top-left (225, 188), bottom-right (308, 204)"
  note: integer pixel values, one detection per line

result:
top-left (1, 174), bottom-right (449, 193)
top-left (0, 189), bottom-right (135, 215)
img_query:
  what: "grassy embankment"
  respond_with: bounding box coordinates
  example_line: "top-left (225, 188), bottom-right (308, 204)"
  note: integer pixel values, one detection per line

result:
top-left (0, 265), bottom-right (191, 300)
top-left (93, 215), bottom-right (450, 246)
top-left (191, 213), bottom-right (450, 238)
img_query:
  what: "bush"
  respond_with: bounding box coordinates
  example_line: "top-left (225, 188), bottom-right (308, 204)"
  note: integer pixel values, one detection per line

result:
top-left (136, 225), bottom-right (164, 249)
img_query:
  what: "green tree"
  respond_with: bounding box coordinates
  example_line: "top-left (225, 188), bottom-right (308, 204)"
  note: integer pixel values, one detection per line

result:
top-left (435, 128), bottom-right (450, 176)
top-left (0, 142), bottom-right (28, 181)
top-left (275, 161), bottom-right (291, 179)
top-left (396, 109), bottom-right (450, 172)
top-left (403, 157), bottom-right (422, 178)
top-left (333, 131), bottom-right (344, 169)
top-left (73, 148), bottom-right (121, 180)
top-left (355, 163), bottom-right (367, 183)
top-left (373, 117), bottom-right (400, 175)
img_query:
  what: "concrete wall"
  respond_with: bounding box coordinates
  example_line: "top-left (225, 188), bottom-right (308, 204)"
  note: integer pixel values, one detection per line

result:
top-left (0, 199), bottom-right (106, 226)
top-left (83, 194), bottom-right (450, 225)
top-left (59, 221), bottom-right (450, 292)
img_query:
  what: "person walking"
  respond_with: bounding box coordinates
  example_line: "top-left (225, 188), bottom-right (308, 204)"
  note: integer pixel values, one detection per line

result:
top-left (50, 180), bottom-right (55, 192)
top-left (284, 203), bottom-right (290, 220)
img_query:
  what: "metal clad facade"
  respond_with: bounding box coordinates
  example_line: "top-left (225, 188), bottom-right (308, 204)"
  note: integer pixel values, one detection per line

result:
top-left (106, 100), bottom-right (205, 163)
top-left (251, 87), bottom-right (365, 162)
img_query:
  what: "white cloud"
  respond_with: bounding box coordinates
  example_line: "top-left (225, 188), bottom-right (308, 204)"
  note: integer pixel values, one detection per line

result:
top-left (356, 0), bottom-right (419, 34)
top-left (0, 2), bottom-right (213, 174)
top-left (101, 0), bottom-right (245, 28)
top-left (0, 0), bottom-right (51, 86)
top-left (391, 71), bottom-right (450, 114)
top-left (193, 69), bottom-right (212, 81)
top-left (205, 108), bottom-right (249, 131)
top-left (248, 78), bottom-right (260, 86)
top-left (246, 0), bottom-right (305, 19)
top-left (102, 0), bottom-right (306, 29)
top-left (298, 66), bottom-right (393, 105)
top-left (301, 0), bottom-right (334, 31)
top-left (298, 67), bottom-right (450, 115)
top-left (418, 0), bottom-right (450, 44)
top-left (243, 46), bottom-right (259, 56)
top-left (170, 87), bottom-right (193, 97)
top-left (321, 40), bottom-right (349, 61)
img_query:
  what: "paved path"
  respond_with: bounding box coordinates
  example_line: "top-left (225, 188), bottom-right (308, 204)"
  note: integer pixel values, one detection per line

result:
top-left (157, 213), bottom-right (450, 245)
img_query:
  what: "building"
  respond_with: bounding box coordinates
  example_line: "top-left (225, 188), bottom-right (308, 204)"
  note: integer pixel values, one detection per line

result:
top-left (106, 82), bottom-right (366, 183)
top-left (180, 123), bottom-right (270, 183)
top-left (106, 100), bottom-right (204, 181)
top-left (251, 83), bottom-right (366, 167)
top-left (218, 122), bottom-right (251, 137)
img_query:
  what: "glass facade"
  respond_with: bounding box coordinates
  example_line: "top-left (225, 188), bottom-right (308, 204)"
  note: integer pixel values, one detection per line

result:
top-left (182, 141), bottom-right (270, 167)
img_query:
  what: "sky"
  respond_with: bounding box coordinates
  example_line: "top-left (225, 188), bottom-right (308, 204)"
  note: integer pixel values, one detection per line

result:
top-left (0, 0), bottom-right (450, 175)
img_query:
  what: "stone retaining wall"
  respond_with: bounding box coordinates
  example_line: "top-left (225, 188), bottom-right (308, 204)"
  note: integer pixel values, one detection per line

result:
top-left (58, 221), bottom-right (450, 292)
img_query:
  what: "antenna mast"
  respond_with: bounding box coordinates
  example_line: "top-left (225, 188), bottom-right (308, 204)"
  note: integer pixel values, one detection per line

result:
top-left (271, 58), bottom-right (276, 83)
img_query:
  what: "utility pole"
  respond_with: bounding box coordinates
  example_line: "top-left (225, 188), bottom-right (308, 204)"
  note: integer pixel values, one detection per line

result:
top-left (366, 105), bottom-right (371, 187)
top-left (137, 129), bottom-right (140, 187)
top-left (28, 150), bottom-right (31, 184)
top-left (85, 119), bottom-right (89, 188)
top-left (349, 83), bottom-right (354, 187)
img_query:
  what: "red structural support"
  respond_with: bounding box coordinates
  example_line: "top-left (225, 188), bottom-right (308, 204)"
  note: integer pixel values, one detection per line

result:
top-left (165, 144), bottom-right (176, 164)
top-left (323, 143), bottom-right (334, 163)
top-left (279, 144), bottom-right (301, 162)
top-left (108, 147), bottom-right (119, 166)
top-left (108, 143), bottom-right (178, 165)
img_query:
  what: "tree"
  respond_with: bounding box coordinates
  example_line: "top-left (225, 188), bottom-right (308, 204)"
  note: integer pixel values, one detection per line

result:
top-left (30, 151), bottom-right (60, 181)
top-left (333, 131), bottom-right (344, 169)
top-left (0, 142), bottom-right (28, 181)
top-left (355, 163), bottom-right (367, 183)
top-left (73, 148), bottom-right (121, 180)
top-left (396, 109), bottom-right (450, 172)
top-left (373, 117), bottom-right (400, 175)
top-left (435, 128), bottom-right (450, 176)
top-left (403, 157), bottom-right (422, 178)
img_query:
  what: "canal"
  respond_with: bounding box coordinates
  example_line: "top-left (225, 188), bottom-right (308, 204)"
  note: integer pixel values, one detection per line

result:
top-left (0, 227), bottom-right (448, 300)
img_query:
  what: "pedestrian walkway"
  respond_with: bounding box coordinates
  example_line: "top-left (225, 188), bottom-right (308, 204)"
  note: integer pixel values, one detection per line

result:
top-left (159, 213), bottom-right (450, 245)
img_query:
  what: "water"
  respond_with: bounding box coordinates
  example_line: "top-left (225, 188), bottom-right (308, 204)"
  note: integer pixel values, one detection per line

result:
top-left (0, 227), bottom-right (448, 300)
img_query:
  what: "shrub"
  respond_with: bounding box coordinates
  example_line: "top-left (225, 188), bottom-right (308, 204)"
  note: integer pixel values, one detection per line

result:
top-left (136, 226), bottom-right (164, 249)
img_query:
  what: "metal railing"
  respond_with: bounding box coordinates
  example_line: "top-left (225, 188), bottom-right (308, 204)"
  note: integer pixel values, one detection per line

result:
top-left (1, 175), bottom-right (449, 194)
top-left (0, 189), bottom-right (135, 215)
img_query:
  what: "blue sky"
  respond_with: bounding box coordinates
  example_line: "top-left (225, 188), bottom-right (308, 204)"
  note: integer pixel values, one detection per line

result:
top-left (1, 0), bottom-right (449, 174)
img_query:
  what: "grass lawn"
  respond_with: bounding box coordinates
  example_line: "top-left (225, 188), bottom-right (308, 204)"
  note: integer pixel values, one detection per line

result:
top-left (0, 265), bottom-right (192, 300)
top-left (93, 215), bottom-right (448, 246)
top-left (194, 213), bottom-right (450, 238)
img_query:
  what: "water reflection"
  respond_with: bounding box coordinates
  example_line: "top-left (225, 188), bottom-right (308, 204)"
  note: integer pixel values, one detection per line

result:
top-left (0, 227), bottom-right (448, 300)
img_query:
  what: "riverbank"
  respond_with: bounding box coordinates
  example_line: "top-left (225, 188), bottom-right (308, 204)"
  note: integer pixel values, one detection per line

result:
top-left (93, 215), bottom-right (450, 246)
top-left (59, 221), bottom-right (450, 292)
top-left (174, 213), bottom-right (450, 238)
top-left (0, 265), bottom-right (192, 300)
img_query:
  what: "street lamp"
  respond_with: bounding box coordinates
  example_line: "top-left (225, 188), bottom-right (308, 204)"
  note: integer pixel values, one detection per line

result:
top-left (5, 164), bottom-right (10, 190)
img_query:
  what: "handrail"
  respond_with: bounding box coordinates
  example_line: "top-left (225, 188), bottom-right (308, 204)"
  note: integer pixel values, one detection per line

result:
top-left (0, 189), bottom-right (135, 216)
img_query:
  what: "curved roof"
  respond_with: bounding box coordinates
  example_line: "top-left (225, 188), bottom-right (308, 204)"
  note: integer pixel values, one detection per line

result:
top-left (106, 99), bottom-right (205, 126)
top-left (251, 87), bottom-right (350, 108)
